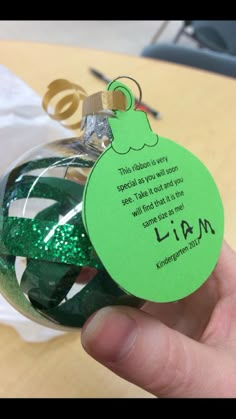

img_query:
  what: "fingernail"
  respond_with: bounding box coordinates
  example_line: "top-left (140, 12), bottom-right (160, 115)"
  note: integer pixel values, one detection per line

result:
top-left (81, 307), bottom-right (137, 363)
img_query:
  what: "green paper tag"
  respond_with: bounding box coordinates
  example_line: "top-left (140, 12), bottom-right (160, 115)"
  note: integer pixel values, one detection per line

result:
top-left (82, 82), bottom-right (224, 302)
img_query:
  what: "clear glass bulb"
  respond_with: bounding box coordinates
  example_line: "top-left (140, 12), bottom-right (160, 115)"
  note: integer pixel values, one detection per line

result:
top-left (0, 111), bottom-right (141, 331)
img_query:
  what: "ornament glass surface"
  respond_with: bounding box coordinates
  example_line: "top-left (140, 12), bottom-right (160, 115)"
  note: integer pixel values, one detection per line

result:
top-left (0, 111), bottom-right (141, 331)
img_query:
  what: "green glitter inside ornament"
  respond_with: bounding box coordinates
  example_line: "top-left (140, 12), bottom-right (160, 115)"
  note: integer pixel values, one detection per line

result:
top-left (0, 114), bottom-right (142, 331)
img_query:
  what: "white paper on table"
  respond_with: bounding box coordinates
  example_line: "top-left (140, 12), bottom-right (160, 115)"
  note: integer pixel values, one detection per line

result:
top-left (0, 65), bottom-right (73, 341)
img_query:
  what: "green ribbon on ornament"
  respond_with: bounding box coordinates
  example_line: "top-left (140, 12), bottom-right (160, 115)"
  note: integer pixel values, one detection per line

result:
top-left (0, 155), bottom-right (141, 329)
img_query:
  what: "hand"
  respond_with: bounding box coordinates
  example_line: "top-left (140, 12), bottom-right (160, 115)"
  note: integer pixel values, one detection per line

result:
top-left (81, 241), bottom-right (236, 398)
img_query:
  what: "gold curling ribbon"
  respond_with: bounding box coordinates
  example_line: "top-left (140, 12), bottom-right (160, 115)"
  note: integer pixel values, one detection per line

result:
top-left (82, 91), bottom-right (126, 116)
top-left (43, 79), bottom-right (127, 131)
top-left (42, 79), bottom-right (87, 130)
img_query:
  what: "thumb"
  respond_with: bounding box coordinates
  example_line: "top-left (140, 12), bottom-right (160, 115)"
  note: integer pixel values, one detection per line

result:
top-left (81, 306), bottom-right (226, 398)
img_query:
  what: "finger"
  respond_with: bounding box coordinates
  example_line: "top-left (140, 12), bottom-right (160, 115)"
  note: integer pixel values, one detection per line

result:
top-left (142, 272), bottom-right (218, 339)
top-left (199, 241), bottom-right (236, 346)
top-left (214, 240), bottom-right (236, 297)
top-left (142, 240), bottom-right (236, 339)
top-left (81, 306), bottom-right (229, 398)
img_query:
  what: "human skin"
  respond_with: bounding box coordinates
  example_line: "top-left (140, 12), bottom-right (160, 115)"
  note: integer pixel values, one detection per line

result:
top-left (81, 241), bottom-right (236, 398)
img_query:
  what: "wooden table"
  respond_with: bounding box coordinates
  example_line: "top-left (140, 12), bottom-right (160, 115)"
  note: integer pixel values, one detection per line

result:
top-left (0, 41), bottom-right (236, 398)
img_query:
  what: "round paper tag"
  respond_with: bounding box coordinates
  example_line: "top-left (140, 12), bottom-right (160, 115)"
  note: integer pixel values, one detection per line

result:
top-left (83, 79), bottom-right (224, 302)
top-left (83, 135), bottom-right (224, 302)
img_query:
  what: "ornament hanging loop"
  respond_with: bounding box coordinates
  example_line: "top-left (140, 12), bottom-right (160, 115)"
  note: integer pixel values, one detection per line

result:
top-left (108, 76), bottom-right (142, 111)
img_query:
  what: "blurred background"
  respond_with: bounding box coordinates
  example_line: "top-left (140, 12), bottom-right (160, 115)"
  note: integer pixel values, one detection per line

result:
top-left (0, 20), bottom-right (195, 55)
top-left (0, 20), bottom-right (236, 398)
top-left (2, 21), bottom-right (236, 78)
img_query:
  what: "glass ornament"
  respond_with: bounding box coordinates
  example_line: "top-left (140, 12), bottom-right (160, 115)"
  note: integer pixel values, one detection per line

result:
top-left (0, 110), bottom-right (141, 331)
